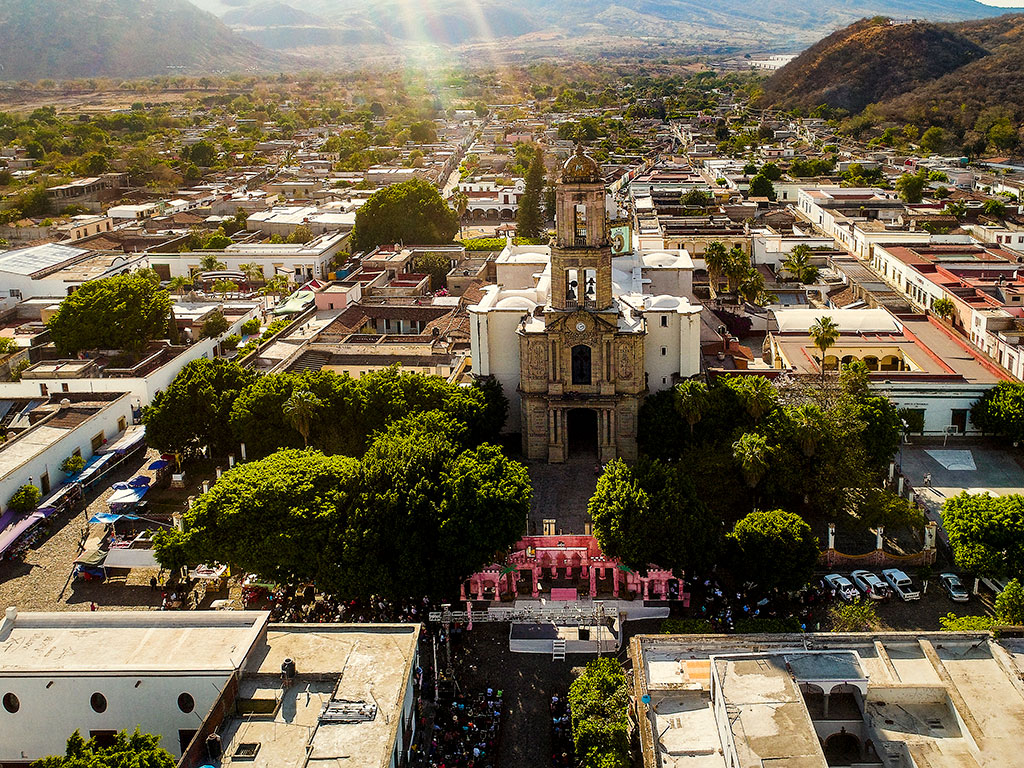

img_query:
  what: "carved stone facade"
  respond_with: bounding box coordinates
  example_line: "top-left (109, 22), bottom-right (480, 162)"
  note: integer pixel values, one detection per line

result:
top-left (518, 147), bottom-right (646, 463)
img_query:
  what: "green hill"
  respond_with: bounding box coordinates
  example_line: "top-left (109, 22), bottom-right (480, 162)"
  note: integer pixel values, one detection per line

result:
top-left (755, 18), bottom-right (988, 115)
top-left (0, 0), bottom-right (296, 81)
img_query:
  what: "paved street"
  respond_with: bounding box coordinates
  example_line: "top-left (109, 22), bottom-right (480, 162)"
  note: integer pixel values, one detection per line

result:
top-left (526, 456), bottom-right (600, 535)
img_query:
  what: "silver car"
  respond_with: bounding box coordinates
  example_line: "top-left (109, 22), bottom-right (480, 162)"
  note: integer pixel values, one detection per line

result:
top-left (940, 573), bottom-right (970, 603)
top-left (824, 573), bottom-right (859, 602)
top-left (852, 570), bottom-right (890, 601)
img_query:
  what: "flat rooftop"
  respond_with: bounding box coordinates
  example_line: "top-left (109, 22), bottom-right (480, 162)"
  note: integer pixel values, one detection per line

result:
top-left (0, 611), bottom-right (268, 674)
top-left (222, 624), bottom-right (419, 768)
top-left (633, 633), bottom-right (1024, 768)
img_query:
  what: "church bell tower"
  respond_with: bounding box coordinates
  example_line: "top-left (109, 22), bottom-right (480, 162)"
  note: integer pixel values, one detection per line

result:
top-left (549, 145), bottom-right (613, 313)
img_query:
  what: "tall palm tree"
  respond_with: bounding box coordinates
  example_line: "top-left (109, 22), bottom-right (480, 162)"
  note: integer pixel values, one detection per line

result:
top-left (738, 269), bottom-right (767, 304)
top-left (792, 403), bottom-right (825, 457)
top-left (451, 190), bottom-right (468, 238)
top-left (732, 376), bottom-right (777, 423)
top-left (282, 389), bottom-right (323, 448)
top-left (732, 432), bottom-right (770, 489)
top-left (782, 244), bottom-right (818, 284)
top-left (168, 275), bottom-right (192, 295)
top-left (239, 262), bottom-right (264, 288)
top-left (199, 252), bottom-right (227, 272)
top-left (809, 315), bottom-right (840, 386)
top-left (723, 248), bottom-right (749, 293)
top-left (674, 380), bottom-right (709, 434)
top-left (704, 241), bottom-right (728, 290)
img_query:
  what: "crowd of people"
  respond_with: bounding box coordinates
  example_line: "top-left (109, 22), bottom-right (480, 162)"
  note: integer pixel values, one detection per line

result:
top-left (415, 689), bottom-right (503, 768)
top-left (550, 693), bottom-right (573, 768)
top-left (692, 576), bottom-right (833, 632)
top-left (256, 584), bottom-right (437, 624)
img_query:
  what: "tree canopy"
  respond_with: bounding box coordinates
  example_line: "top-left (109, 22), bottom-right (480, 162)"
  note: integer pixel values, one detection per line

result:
top-left (33, 729), bottom-right (175, 768)
top-left (588, 458), bottom-right (720, 575)
top-left (516, 146), bottom-right (547, 239)
top-left (638, 369), bottom-right (902, 522)
top-left (942, 492), bottom-right (1024, 578)
top-left (568, 658), bottom-right (630, 768)
top-left (351, 178), bottom-right (459, 251)
top-left (970, 381), bottom-right (1024, 443)
top-left (155, 414), bottom-right (530, 597)
top-left (46, 272), bottom-right (172, 356)
top-left (728, 509), bottom-right (820, 591)
top-left (142, 358), bottom-right (257, 457)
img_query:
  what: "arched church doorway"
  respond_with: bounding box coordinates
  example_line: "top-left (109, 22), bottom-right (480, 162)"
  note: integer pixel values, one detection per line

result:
top-left (566, 408), bottom-right (598, 458)
top-left (823, 731), bottom-right (861, 765)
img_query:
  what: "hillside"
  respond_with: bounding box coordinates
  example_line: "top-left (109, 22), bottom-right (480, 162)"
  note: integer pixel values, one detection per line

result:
top-left (757, 13), bottom-right (1024, 142)
top-left (755, 19), bottom-right (988, 114)
top-left (187, 0), bottom-right (1024, 61)
top-left (871, 15), bottom-right (1024, 129)
top-left (0, 0), bottom-right (296, 81)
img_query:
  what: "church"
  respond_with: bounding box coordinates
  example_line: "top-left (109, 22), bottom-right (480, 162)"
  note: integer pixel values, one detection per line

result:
top-left (469, 146), bottom-right (703, 463)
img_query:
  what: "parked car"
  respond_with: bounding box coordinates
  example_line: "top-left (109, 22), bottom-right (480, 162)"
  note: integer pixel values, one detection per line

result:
top-left (882, 569), bottom-right (921, 601)
top-left (852, 570), bottom-right (891, 600)
top-left (940, 573), bottom-right (970, 603)
top-left (824, 574), bottom-right (860, 602)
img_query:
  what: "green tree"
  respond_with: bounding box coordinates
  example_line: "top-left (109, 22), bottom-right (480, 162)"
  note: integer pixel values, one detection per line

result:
top-left (995, 578), bottom-right (1024, 625)
top-left (568, 659), bottom-right (630, 768)
top-left (287, 224), bottom-right (313, 244)
top-left (202, 232), bottom-right (232, 251)
top-left (59, 454), bottom-right (86, 475)
top-left (895, 171), bottom-right (927, 203)
top-left (351, 179), bottom-right (458, 251)
top-left (680, 189), bottom-right (712, 207)
top-left (759, 162), bottom-right (783, 181)
top-left (588, 458), bottom-right (720, 574)
top-left (732, 432), bottom-right (771, 490)
top-left (516, 147), bottom-right (546, 239)
top-left (46, 272), bottom-right (172, 356)
top-left (33, 729), bottom-right (175, 768)
top-left (919, 126), bottom-right (949, 155)
top-left (673, 380), bottom-right (709, 434)
top-left (187, 140), bottom-right (217, 167)
top-left (7, 484), bottom-right (41, 513)
top-left (932, 297), bottom-right (955, 320)
top-left (809, 315), bottom-right (840, 385)
top-left (748, 173), bottom-right (777, 200)
top-left (283, 389), bottom-right (323, 447)
top-left (829, 600), bottom-right (880, 632)
top-left (939, 613), bottom-right (996, 631)
top-left (971, 382), bottom-right (1024, 443)
top-left (142, 358), bottom-right (256, 457)
top-left (157, 421), bottom-right (529, 598)
top-left (200, 310), bottom-right (230, 339)
top-left (168, 275), bottom-right (192, 295)
top-left (981, 199), bottom-right (1006, 217)
top-left (0, 337), bottom-right (17, 355)
top-left (782, 244), bottom-right (819, 284)
top-left (942, 492), bottom-right (1024, 578)
top-left (413, 251), bottom-right (452, 291)
top-left (703, 241), bottom-right (729, 288)
top-left (728, 509), bottom-right (820, 591)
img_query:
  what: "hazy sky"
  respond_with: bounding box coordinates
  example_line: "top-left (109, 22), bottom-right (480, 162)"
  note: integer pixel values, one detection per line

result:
top-left (977, 0), bottom-right (1023, 5)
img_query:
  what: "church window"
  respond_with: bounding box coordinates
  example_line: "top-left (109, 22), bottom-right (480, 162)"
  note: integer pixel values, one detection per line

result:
top-left (661, 315), bottom-right (668, 327)
top-left (583, 269), bottom-right (597, 307)
top-left (565, 268), bottom-right (579, 307)
top-left (574, 204), bottom-right (587, 246)
top-left (571, 345), bottom-right (592, 385)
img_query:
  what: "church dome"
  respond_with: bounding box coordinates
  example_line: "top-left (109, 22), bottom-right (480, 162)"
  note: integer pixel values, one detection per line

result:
top-left (561, 144), bottom-right (601, 183)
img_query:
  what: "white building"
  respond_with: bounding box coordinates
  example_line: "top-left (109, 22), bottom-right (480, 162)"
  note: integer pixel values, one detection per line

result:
top-left (457, 178), bottom-right (526, 221)
top-left (0, 610), bottom-right (420, 768)
top-left (148, 232), bottom-right (348, 283)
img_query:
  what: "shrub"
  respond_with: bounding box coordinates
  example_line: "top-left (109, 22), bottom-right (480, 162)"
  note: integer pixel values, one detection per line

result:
top-left (59, 454), bottom-right (86, 475)
top-left (828, 600), bottom-right (880, 632)
top-left (734, 616), bottom-right (802, 633)
top-left (221, 334), bottom-right (241, 351)
top-left (9, 359), bottom-right (31, 381)
top-left (240, 318), bottom-right (260, 336)
top-left (939, 613), bottom-right (996, 631)
top-left (200, 310), bottom-right (229, 339)
top-left (8, 484), bottom-right (41, 513)
top-left (0, 337), bottom-right (18, 355)
top-left (568, 658), bottom-right (630, 768)
top-left (661, 618), bottom-right (714, 634)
